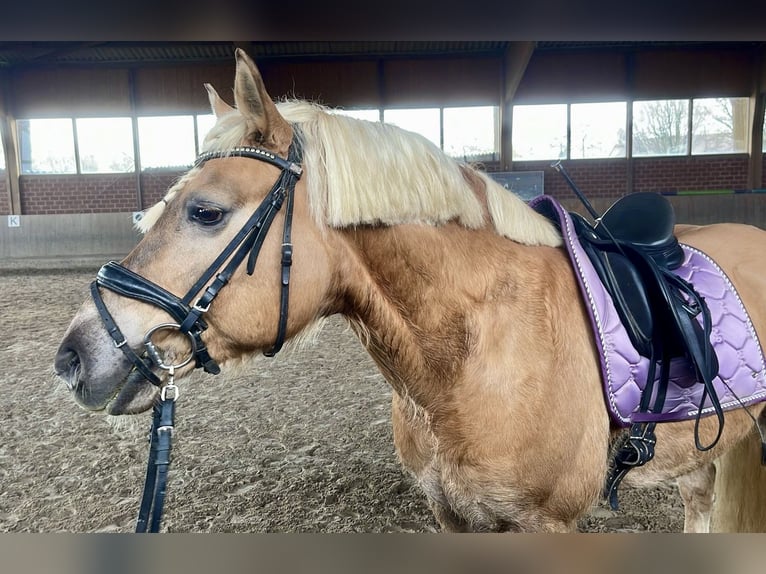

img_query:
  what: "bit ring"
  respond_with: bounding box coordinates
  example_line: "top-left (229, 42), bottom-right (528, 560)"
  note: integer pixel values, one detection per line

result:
top-left (143, 323), bottom-right (197, 371)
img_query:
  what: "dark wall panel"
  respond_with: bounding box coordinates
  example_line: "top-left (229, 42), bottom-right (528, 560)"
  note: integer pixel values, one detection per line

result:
top-left (133, 64), bottom-right (235, 114)
top-left (515, 46), bottom-right (757, 104)
top-left (515, 51), bottom-right (628, 103)
top-left (383, 57), bottom-right (502, 107)
top-left (12, 68), bottom-right (132, 117)
top-left (633, 48), bottom-right (755, 99)
top-left (259, 60), bottom-right (380, 108)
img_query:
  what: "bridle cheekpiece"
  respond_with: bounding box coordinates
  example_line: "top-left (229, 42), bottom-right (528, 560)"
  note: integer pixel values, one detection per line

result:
top-left (91, 139), bottom-right (304, 388)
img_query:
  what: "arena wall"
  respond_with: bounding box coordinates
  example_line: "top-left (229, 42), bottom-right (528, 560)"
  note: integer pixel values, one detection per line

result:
top-left (0, 212), bottom-right (140, 262)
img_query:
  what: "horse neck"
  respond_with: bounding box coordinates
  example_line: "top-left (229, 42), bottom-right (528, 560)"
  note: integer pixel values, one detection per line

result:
top-left (334, 221), bottom-right (535, 408)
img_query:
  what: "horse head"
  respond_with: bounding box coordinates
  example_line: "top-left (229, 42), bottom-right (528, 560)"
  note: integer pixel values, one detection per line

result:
top-left (54, 49), bottom-right (335, 414)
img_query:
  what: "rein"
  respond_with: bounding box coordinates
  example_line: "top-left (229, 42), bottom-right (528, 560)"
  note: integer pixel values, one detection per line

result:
top-left (90, 140), bottom-right (303, 532)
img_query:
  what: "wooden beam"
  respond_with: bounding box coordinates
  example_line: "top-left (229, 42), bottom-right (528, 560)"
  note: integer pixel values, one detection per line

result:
top-left (500, 42), bottom-right (536, 170)
top-left (748, 47), bottom-right (765, 190)
top-left (0, 71), bottom-right (21, 215)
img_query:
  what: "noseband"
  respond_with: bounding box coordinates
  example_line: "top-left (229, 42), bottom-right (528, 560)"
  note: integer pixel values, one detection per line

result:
top-left (91, 139), bottom-right (303, 387)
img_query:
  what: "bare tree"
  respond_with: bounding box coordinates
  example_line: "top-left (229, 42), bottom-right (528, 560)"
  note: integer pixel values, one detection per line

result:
top-left (692, 98), bottom-right (748, 153)
top-left (633, 100), bottom-right (689, 156)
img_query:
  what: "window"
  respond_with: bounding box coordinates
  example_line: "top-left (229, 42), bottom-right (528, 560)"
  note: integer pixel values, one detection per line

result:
top-left (76, 117), bottom-right (135, 173)
top-left (0, 133), bottom-right (5, 170)
top-left (333, 108), bottom-right (380, 122)
top-left (18, 118), bottom-right (76, 174)
top-left (570, 102), bottom-right (626, 159)
top-left (511, 104), bottom-right (567, 161)
top-left (443, 106), bottom-right (499, 161)
top-left (632, 99), bottom-right (689, 157)
top-left (692, 97), bottom-right (749, 155)
top-left (196, 114), bottom-right (217, 152)
top-left (383, 108), bottom-right (441, 148)
top-left (138, 115), bottom-right (195, 169)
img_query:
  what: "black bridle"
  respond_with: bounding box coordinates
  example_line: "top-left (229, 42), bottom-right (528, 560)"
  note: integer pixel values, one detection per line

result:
top-left (90, 139), bottom-right (303, 532)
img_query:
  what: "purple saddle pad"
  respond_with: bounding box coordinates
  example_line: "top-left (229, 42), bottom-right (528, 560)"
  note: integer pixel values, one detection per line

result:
top-left (530, 195), bottom-right (766, 426)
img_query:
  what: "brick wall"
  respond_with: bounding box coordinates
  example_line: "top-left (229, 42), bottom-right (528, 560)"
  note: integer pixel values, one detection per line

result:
top-left (20, 174), bottom-right (137, 214)
top-left (8, 156), bottom-right (764, 215)
top-left (633, 154), bottom-right (749, 193)
top-left (510, 155), bottom-right (752, 201)
top-left (511, 158), bottom-right (628, 200)
top-left (17, 171), bottom-right (187, 214)
top-left (140, 170), bottom-right (186, 209)
top-left (0, 170), bottom-right (8, 215)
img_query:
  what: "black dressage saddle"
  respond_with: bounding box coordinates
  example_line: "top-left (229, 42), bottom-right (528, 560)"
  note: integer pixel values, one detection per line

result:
top-left (572, 191), bottom-right (719, 399)
top-left (572, 192), bottom-right (689, 359)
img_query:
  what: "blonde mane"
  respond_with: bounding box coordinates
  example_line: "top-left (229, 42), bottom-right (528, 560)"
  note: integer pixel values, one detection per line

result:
top-left (139, 99), bottom-right (561, 247)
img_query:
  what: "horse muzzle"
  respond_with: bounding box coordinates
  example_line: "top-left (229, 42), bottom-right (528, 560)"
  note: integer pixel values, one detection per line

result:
top-left (55, 317), bottom-right (158, 414)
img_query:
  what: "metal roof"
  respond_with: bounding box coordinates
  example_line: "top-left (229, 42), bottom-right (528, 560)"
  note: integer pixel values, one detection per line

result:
top-left (1, 41), bottom-right (761, 69)
top-left (0, 41), bottom-right (514, 69)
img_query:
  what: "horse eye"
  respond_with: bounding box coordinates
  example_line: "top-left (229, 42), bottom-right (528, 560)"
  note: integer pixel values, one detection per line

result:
top-left (189, 205), bottom-right (225, 226)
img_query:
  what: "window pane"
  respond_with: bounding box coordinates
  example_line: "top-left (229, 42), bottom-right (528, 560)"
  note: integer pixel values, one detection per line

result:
top-left (18, 118), bottom-right (76, 174)
top-left (692, 97), bottom-right (749, 155)
top-left (138, 115), bottom-right (195, 169)
top-left (443, 106), bottom-right (498, 161)
top-left (196, 114), bottom-right (217, 151)
top-left (570, 102), bottom-right (626, 159)
top-left (632, 99), bottom-right (689, 157)
top-left (383, 108), bottom-right (441, 147)
top-left (333, 108), bottom-right (380, 122)
top-left (0, 133), bottom-right (5, 170)
top-left (76, 117), bottom-right (135, 173)
top-left (512, 104), bottom-right (567, 161)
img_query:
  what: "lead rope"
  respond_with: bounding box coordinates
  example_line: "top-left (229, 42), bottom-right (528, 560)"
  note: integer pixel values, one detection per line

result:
top-left (136, 368), bottom-right (178, 533)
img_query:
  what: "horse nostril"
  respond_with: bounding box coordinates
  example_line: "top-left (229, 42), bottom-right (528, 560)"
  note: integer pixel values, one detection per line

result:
top-left (55, 346), bottom-right (82, 390)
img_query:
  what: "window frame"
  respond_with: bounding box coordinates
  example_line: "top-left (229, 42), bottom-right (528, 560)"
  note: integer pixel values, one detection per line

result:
top-left (74, 116), bottom-right (136, 174)
top-left (17, 117), bottom-right (78, 175)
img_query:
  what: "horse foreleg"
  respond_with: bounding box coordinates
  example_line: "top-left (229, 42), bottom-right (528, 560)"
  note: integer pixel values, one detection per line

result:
top-left (676, 463), bottom-right (716, 533)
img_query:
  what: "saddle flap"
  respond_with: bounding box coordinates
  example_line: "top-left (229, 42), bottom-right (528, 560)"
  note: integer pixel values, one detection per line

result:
top-left (583, 244), bottom-right (654, 358)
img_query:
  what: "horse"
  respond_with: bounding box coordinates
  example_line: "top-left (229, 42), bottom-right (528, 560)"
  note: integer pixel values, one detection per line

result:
top-left (54, 48), bottom-right (766, 532)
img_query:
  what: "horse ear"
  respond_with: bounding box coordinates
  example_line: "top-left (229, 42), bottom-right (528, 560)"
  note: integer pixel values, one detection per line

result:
top-left (233, 48), bottom-right (292, 151)
top-left (204, 83), bottom-right (234, 118)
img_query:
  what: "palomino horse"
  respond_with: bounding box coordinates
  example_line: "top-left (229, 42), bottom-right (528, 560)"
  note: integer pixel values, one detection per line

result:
top-left (55, 49), bottom-right (766, 532)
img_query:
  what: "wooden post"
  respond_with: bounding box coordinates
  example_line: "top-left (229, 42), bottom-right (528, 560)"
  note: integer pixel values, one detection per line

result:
top-left (500, 42), bottom-right (536, 171)
top-left (0, 70), bottom-right (21, 215)
top-left (747, 47), bottom-right (765, 191)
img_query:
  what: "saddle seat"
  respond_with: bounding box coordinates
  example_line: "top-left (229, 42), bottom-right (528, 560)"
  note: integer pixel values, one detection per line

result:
top-left (595, 192), bottom-right (683, 269)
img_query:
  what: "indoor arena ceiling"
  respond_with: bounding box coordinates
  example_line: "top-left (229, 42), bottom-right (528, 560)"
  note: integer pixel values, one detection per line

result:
top-left (1, 41), bottom-right (761, 69)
